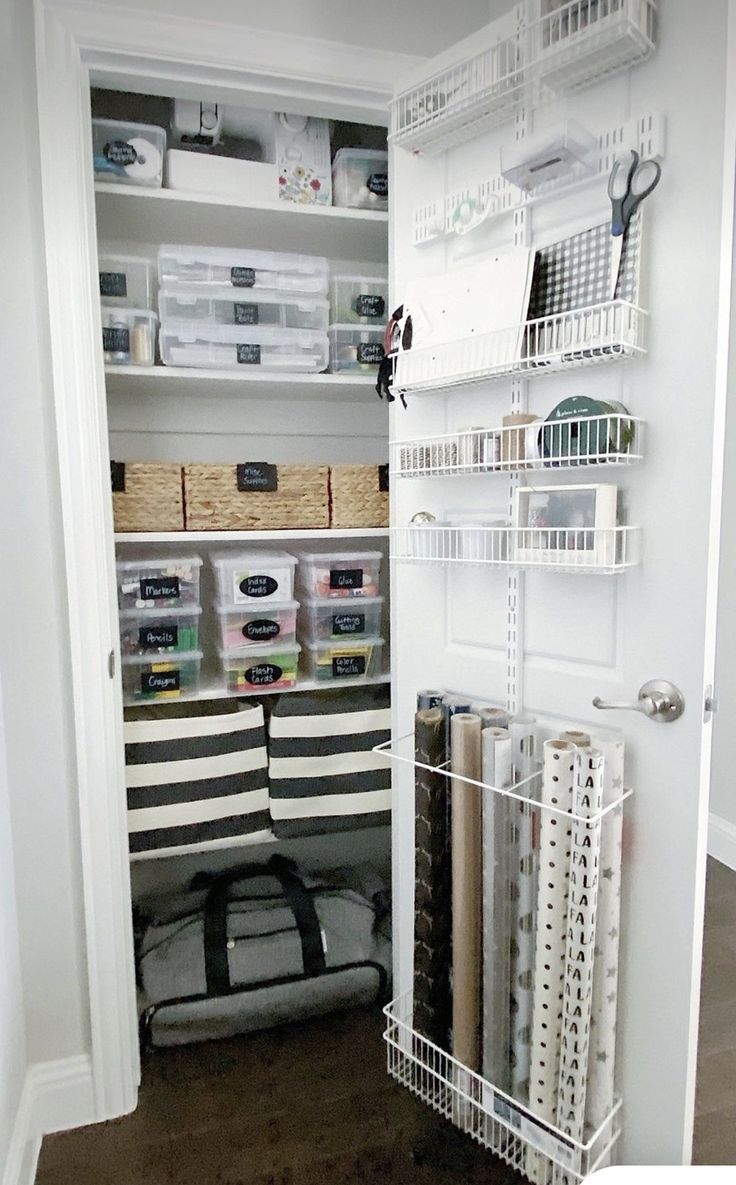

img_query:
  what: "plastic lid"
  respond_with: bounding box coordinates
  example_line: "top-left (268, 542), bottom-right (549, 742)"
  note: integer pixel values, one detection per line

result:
top-left (99, 253), bottom-right (152, 266)
top-left (215, 600), bottom-right (299, 616)
top-left (328, 323), bottom-right (385, 334)
top-left (302, 636), bottom-right (384, 652)
top-left (121, 650), bottom-right (203, 665)
top-left (330, 271), bottom-right (388, 284)
top-left (297, 550), bottom-right (383, 563)
top-left (160, 283), bottom-right (328, 309)
top-left (219, 641), bottom-right (301, 660)
top-left (333, 147), bottom-right (388, 161)
top-left (119, 605), bottom-right (203, 619)
top-left (158, 244), bottom-right (329, 275)
top-left (93, 118), bottom-right (166, 137)
top-left (116, 555), bottom-right (203, 570)
top-left (101, 306), bottom-right (158, 319)
top-left (300, 595), bottom-right (383, 608)
top-left (160, 322), bottom-right (325, 344)
top-left (209, 550), bottom-right (297, 566)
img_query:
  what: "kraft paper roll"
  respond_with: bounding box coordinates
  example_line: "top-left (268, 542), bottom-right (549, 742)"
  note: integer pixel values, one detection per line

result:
top-left (508, 714), bottom-right (539, 1103)
top-left (417, 689), bottom-right (446, 711)
top-left (556, 747), bottom-right (604, 1151)
top-left (451, 712), bottom-right (483, 1071)
top-left (527, 738), bottom-right (575, 1184)
top-left (414, 708), bottom-right (452, 1049)
top-left (510, 713), bottom-right (538, 781)
top-left (481, 726), bottom-right (513, 1090)
top-left (443, 694), bottom-right (472, 757)
top-left (560, 730), bottom-right (591, 748)
top-left (585, 733), bottom-right (625, 1147)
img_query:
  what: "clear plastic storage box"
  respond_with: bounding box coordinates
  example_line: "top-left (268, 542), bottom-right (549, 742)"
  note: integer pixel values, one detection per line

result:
top-left (296, 550), bottom-right (382, 599)
top-left (158, 245), bottom-right (329, 294)
top-left (116, 555), bottom-right (203, 609)
top-left (332, 148), bottom-right (389, 210)
top-left (214, 600), bottom-right (299, 650)
top-left (219, 643), bottom-right (301, 692)
top-left (211, 550), bottom-right (297, 606)
top-left (328, 325), bottom-right (385, 372)
top-left (330, 272), bottom-right (389, 326)
top-left (98, 253), bottom-right (154, 309)
top-left (92, 119), bottom-right (166, 188)
top-left (160, 323), bottom-right (328, 373)
top-left (300, 636), bottom-right (385, 682)
top-left (119, 607), bottom-right (202, 656)
top-left (122, 651), bottom-right (203, 702)
top-left (101, 306), bottom-right (157, 366)
top-left (159, 285), bottom-right (329, 331)
top-left (299, 595), bottom-right (383, 642)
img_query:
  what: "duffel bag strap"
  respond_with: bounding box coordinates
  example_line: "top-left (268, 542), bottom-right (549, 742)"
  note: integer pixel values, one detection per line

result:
top-left (268, 855), bottom-right (326, 979)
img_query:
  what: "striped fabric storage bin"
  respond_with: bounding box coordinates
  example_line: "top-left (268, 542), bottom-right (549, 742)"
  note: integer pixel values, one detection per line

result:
top-left (124, 700), bottom-right (271, 858)
top-left (268, 687), bottom-right (391, 837)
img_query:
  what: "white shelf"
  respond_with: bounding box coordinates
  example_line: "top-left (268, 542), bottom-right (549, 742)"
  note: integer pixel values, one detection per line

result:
top-left (104, 365), bottom-right (380, 403)
top-left (391, 525), bottom-right (640, 575)
top-left (129, 829), bottom-right (278, 863)
top-left (123, 672), bottom-right (390, 707)
top-left (94, 183), bottom-right (388, 260)
top-left (115, 528), bottom-right (390, 543)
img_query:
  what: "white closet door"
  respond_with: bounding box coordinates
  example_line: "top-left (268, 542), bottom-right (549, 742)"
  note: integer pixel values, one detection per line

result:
top-left (388, 0), bottom-right (727, 1167)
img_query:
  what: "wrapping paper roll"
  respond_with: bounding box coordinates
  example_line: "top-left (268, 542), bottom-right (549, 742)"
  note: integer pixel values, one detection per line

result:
top-left (417, 689), bottom-right (445, 711)
top-left (451, 712), bottom-right (483, 1071)
top-left (508, 712), bottom-right (539, 1101)
top-left (560, 729), bottom-right (591, 748)
top-left (510, 713), bottom-right (538, 780)
top-left (585, 733), bottom-right (625, 1146)
top-left (476, 705), bottom-right (511, 730)
top-left (443, 694), bottom-right (472, 757)
top-left (501, 413), bottom-right (539, 468)
top-left (527, 739), bottom-right (575, 1184)
top-left (556, 747), bottom-right (604, 1156)
top-left (413, 708), bottom-right (453, 1049)
top-left (481, 726), bottom-right (513, 1090)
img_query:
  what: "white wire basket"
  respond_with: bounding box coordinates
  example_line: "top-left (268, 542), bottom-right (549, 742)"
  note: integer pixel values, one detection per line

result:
top-left (392, 301), bottom-right (647, 396)
top-left (392, 414), bottom-right (644, 478)
top-left (391, 524), bottom-right (641, 574)
top-left (390, 0), bottom-right (657, 155)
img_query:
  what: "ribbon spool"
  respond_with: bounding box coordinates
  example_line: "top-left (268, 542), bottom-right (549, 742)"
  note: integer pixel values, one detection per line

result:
top-left (539, 396), bottom-right (633, 468)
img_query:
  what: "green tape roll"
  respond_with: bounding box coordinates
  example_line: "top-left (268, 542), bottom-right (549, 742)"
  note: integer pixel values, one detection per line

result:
top-left (540, 396), bottom-right (632, 467)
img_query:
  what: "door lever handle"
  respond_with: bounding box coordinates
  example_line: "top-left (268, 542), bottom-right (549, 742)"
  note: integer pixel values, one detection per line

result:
top-left (592, 679), bottom-right (685, 723)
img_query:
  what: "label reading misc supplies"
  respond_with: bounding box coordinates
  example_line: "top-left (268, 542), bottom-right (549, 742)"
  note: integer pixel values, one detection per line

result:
top-left (355, 293), bottom-right (385, 319)
top-left (332, 612), bottom-right (365, 636)
top-left (244, 662), bottom-right (282, 686)
top-left (234, 302), bottom-right (259, 326)
top-left (243, 619), bottom-right (280, 641)
top-left (231, 266), bottom-right (256, 288)
top-left (103, 327), bottom-right (130, 354)
top-left (236, 343), bottom-right (261, 365)
top-left (138, 625), bottom-right (178, 650)
top-left (367, 172), bottom-right (388, 197)
top-left (330, 568), bottom-right (363, 591)
top-left (139, 576), bottom-right (180, 601)
top-left (332, 654), bottom-right (366, 678)
top-left (99, 271), bottom-right (128, 298)
top-left (141, 669), bottom-right (180, 694)
top-left (356, 342), bottom-right (385, 365)
top-left (236, 463), bottom-right (278, 492)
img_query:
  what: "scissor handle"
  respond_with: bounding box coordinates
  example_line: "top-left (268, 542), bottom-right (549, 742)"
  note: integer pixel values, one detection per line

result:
top-left (622, 157), bottom-right (662, 226)
top-left (609, 149), bottom-right (639, 237)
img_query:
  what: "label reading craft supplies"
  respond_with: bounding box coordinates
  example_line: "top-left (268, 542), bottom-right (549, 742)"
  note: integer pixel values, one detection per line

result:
top-left (231, 266), bottom-right (256, 288)
top-left (104, 140), bottom-right (137, 166)
top-left (367, 172), bottom-right (388, 197)
top-left (236, 343), bottom-right (261, 365)
top-left (233, 302), bottom-right (259, 326)
top-left (140, 576), bottom-right (180, 601)
top-left (238, 574), bottom-right (279, 599)
top-left (141, 669), bottom-right (180, 694)
top-left (236, 463), bottom-right (278, 492)
top-left (333, 654), bottom-right (366, 678)
top-left (103, 327), bottom-right (130, 354)
top-left (332, 612), bottom-right (365, 636)
top-left (356, 342), bottom-right (384, 365)
top-left (355, 294), bottom-right (385, 319)
top-left (139, 625), bottom-right (178, 650)
top-left (243, 619), bottom-right (280, 642)
top-left (245, 662), bottom-right (282, 686)
top-left (330, 568), bottom-right (363, 591)
top-left (100, 271), bottom-right (127, 298)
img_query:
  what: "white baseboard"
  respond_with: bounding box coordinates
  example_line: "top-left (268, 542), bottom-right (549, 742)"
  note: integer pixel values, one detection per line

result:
top-left (2, 1054), bottom-right (95, 1185)
top-left (708, 811), bottom-right (736, 871)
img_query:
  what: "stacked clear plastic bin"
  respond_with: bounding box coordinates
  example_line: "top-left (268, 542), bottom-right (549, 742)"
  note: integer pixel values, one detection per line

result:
top-left (296, 550), bottom-right (386, 683)
top-left (116, 554), bottom-right (203, 702)
top-left (211, 550), bottom-right (302, 692)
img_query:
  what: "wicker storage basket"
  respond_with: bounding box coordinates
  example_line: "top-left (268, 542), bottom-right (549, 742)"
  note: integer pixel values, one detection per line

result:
top-left (183, 464), bottom-right (330, 531)
top-left (330, 464), bottom-right (389, 529)
top-left (111, 462), bottom-right (184, 533)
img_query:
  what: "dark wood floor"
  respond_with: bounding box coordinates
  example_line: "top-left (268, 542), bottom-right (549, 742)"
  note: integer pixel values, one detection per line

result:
top-left (694, 857), bottom-right (736, 1164)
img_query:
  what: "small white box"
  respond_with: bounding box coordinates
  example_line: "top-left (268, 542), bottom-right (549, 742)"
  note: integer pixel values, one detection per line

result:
top-left (165, 148), bottom-right (278, 204)
top-left (500, 120), bottom-right (597, 190)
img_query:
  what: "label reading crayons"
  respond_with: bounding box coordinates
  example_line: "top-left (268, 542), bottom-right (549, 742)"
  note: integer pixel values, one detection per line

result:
top-left (330, 568), bottom-right (363, 591)
top-left (333, 654), bottom-right (366, 678)
top-left (141, 669), bottom-right (180, 694)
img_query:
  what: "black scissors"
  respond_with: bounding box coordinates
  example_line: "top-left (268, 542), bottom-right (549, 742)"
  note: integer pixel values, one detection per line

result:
top-left (609, 149), bottom-right (661, 298)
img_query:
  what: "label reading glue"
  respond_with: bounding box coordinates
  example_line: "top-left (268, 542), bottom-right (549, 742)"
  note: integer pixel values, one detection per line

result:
top-left (236, 344), bottom-right (261, 365)
top-left (234, 303), bottom-right (259, 325)
top-left (103, 327), bottom-right (130, 354)
top-left (138, 625), bottom-right (178, 650)
top-left (104, 140), bottom-right (138, 167)
top-left (330, 568), bottom-right (363, 591)
top-left (100, 271), bottom-right (127, 298)
top-left (355, 294), bottom-right (385, 319)
top-left (231, 267), bottom-right (256, 288)
top-left (244, 662), bottom-right (282, 686)
top-left (332, 654), bottom-right (366, 678)
top-left (140, 577), bottom-right (180, 601)
top-left (332, 612), bottom-right (364, 636)
top-left (142, 669), bottom-right (180, 694)
top-left (356, 343), bottom-right (384, 365)
top-left (367, 172), bottom-right (388, 198)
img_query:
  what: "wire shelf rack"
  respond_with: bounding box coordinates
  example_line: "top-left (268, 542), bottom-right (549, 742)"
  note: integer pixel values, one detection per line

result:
top-left (391, 524), bottom-right (641, 574)
top-left (390, 0), bottom-right (657, 155)
top-left (392, 301), bottom-right (647, 396)
top-left (392, 414), bottom-right (644, 478)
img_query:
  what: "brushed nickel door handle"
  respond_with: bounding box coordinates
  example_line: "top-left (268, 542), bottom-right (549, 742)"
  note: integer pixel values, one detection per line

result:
top-left (592, 679), bottom-right (685, 723)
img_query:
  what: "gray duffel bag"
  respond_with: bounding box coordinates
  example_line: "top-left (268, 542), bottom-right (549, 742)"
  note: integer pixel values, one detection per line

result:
top-left (137, 855), bottom-right (391, 1047)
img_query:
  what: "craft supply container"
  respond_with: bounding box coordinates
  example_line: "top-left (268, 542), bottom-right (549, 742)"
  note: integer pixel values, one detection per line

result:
top-left (330, 272), bottom-right (389, 325)
top-left (158, 285), bottom-right (329, 331)
top-left (101, 306), bottom-right (157, 366)
top-left (159, 323), bottom-right (328, 373)
top-left (218, 643), bottom-right (301, 692)
top-left (121, 651), bottom-right (203, 703)
top-left (330, 464), bottom-right (389, 528)
top-left (157, 244), bottom-right (329, 294)
top-left (92, 119), bottom-right (166, 188)
top-left (119, 607), bottom-right (202, 656)
top-left (116, 555), bottom-right (202, 609)
top-left (185, 465), bottom-right (329, 531)
top-left (299, 595), bottom-right (383, 642)
top-left (296, 550), bottom-right (382, 599)
top-left (332, 148), bottom-right (389, 210)
top-left (328, 325), bottom-right (385, 372)
top-left (214, 600), bottom-right (299, 650)
top-left (300, 636), bottom-right (385, 682)
top-left (98, 253), bottom-right (154, 308)
top-left (210, 550), bottom-right (297, 606)
top-left (111, 462), bottom-right (184, 533)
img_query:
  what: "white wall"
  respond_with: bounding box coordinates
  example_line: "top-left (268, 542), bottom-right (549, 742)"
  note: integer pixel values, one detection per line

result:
top-left (0, 0), bottom-right (90, 1077)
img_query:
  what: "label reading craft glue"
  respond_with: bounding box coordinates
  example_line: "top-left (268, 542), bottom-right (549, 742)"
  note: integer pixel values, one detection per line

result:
top-left (330, 568), bottom-right (363, 591)
top-left (355, 294), bottom-right (385, 318)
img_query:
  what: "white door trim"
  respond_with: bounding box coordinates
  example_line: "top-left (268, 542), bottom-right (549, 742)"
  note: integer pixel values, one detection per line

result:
top-left (33, 0), bottom-right (420, 1123)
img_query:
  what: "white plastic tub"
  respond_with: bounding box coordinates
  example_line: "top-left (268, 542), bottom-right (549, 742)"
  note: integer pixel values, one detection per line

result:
top-left (211, 550), bottom-right (297, 606)
top-left (219, 643), bottom-right (301, 692)
top-left (160, 323), bottom-right (328, 372)
top-left (330, 272), bottom-right (389, 326)
top-left (165, 148), bottom-right (279, 203)
top-left (299, 595), bottom-right (383, 642)
top-left (101, 306), bottom-right (157, 366)
top-left (116, 555), bottom-right (203, 609)
top-left (98, 253), bottom-right (154, 309)
top-left (92, 119), bottom-right (166, 188)
top-left (328, 325), bottom-right (385, 372)
top-left (122, 651), bottom-right (203, 702)
top-left (159, 285), bottom-right (329, 331)
top-left (296, 550), bottom-right (382, 599)
top-left (300, 636), bottom-right (385, 682)
top-left (158, 244), bottom-right (329, 294)
top-left (119, 607), bottom-right (202, 656)
top-left (332, 148), bottom-right (388, 210)
top-left (214, 600), bottom-right (299, 650)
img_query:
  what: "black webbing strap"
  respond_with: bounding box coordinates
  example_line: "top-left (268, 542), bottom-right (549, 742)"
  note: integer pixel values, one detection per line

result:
top-left (269, 855), bottom-right (326, 979)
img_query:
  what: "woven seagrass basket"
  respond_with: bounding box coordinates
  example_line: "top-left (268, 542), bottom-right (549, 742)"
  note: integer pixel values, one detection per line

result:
top-left (330, 464), bottom-right (389, 528)
top-left (111, 462), bottom-right (184, 532)
top-left (183, 463), bottom-right (330, 530)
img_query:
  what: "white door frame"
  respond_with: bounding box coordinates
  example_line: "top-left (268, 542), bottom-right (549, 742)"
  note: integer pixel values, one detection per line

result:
top-left (33, 0), bottom-right (418, 1122)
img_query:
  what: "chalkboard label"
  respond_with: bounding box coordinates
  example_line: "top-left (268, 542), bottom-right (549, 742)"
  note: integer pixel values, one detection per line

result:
top-left (244, 619), bottom-right (280, 641)
top-left (239, 574), bottom-right (278, 599)
top-left (140, 576), bottom-right (180, 601)
top-left (237, 343), bottom-right (261, 365)
top-left (138, 624), bottom-right (178, 650)
top-left (110, 461), bottom-right (126, 493)
top-left (234, 302), bottom-right (259, 325)
top-left (356, 342), bottom-right (384, 365)
top-left (104, 139), bottom-right (137, 167)
top-left (332, 654), bottom-right (366, 678)
top-left (378, 463), bottom-right (389, 492)
top-left (355, 293), bottom-right (385, 319)
top-left (244, 662), bottom-right (282, 686)
top-left (141, 669), bottom-right (180, 694)
top-left (330, 568), bottom-right (363, 591)
top-left (236, 463), bottom-right (278, 492)
top-left (103, 326), bottom-right (130, 354)
top-left (100, 271), bottom-right (127, 298)
top-left (333, 612), bottom-right (365, 636)
top-left (231, 266), bottom-right (256, 288)
top-left (367, 172), bottom-right (388, 197)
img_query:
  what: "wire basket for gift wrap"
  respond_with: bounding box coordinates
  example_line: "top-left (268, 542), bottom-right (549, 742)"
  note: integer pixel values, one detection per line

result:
top-left (330, 464), bottom-right (389, 529)
top-left (111, 462), bottom-right (185, 533)
top-left (183, 464), bottom-right (330, 531)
